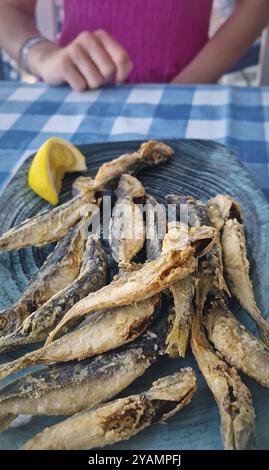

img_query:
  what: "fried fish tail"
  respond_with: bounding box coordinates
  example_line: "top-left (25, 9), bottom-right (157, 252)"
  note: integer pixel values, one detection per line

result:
top-left (256, 321), bottom-right (269, 348)
top-left (204, 297), bottom-right (269, 388)
top-left (22, 368), bottom-right (196, 450)
top-left (166, 277), bottom-right (194, 357)
top-left (191, 311), bottom-right (256, 450)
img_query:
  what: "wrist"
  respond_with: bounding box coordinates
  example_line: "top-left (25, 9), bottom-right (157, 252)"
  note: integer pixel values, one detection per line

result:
top-left (27, 41), bottom-right (60, 77)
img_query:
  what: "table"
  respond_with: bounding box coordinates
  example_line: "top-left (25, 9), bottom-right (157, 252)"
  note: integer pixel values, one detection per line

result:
top-left (0, 82), bottom-right (269, 451)
top-left (0, 82), bottom-right (268, 200)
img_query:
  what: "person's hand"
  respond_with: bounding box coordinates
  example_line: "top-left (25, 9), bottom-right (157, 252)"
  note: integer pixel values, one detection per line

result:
top-left (28, 30), bottom-right (133, 91)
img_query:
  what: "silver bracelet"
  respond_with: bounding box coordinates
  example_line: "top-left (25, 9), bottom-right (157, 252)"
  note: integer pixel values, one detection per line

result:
top-left (19, 36), bottom-right (51, 74)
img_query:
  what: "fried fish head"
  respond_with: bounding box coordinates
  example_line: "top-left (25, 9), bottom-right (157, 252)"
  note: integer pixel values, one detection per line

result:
top-left (207, 194), bottom-right (243, 230)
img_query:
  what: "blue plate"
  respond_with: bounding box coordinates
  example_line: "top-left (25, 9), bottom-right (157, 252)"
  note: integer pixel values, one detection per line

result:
top-left (0, 140), bottom-right (268, 450)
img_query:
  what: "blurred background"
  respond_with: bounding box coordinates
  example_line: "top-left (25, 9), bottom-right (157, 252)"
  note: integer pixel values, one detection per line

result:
top-left (0, 0), bottom-right (268, 86)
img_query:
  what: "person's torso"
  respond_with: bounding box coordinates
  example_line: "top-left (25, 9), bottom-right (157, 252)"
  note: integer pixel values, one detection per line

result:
top-left (59, 0), bottom-right (213, 83)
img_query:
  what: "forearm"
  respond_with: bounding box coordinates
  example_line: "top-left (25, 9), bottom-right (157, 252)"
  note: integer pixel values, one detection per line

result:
top-left (0, 0), bottom-right (39, 62)
top-left (173, 0), bottom-right (269, 84)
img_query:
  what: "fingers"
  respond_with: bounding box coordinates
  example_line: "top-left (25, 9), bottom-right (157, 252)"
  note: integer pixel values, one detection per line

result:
top-left (95, 30), bottom-right (133, 83)
top-left (78, 32), bottom-right (116, 83)
top-left (72, 43), bottom-right (104, 89)
top-left (61, 58), bottom-right (87, 92)
top-left (63, 30), bottom-right (133, 91)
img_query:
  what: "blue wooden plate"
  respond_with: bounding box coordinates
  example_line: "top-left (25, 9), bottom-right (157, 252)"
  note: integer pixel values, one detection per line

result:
top-left (0, 140), bottom-right (268, 450)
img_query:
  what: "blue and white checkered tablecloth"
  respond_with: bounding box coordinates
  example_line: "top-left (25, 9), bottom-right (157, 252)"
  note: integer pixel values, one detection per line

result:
top-left (0, 82), bottom-right (269, 200)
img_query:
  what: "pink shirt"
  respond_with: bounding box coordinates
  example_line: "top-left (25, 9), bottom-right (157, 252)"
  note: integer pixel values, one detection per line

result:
top-left (59, 0), bottom-right (213, 83)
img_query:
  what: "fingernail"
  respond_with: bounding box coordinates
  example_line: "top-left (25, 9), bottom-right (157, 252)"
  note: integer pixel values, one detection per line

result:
top-left (104, 74), bottom-right (114, 85)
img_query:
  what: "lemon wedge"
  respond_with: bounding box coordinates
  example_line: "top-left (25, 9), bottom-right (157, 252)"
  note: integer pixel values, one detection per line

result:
top-left (28, 137), bottom-right (87, 205)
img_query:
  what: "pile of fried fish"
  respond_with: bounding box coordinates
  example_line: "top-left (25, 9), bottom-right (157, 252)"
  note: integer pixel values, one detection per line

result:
top-left (0, 140), bottom-right (268, 450)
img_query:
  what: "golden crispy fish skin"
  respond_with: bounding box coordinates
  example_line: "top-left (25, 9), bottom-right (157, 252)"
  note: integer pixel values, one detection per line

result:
top-left (166, 194), bottom-right (210, 227)
top-left (146, 194), bottom-right (165, 261)
top-left (167, 194), bottom-right (228, 292)
top-left (161, 197), bottom-right (217, 358)
top-left (191, 308), bottom-right (256, 450)
top-left (0, 309), bottom-right (171, 427)
top-left (47, 250), bottom-right (195, 342)
top-left (207, 195), bottom-right (267, 341)
top-left (161, 222), bottom-right (195, 358)
top-left (47, 226), bottom-right (216, 343)
top-left (166, 276), bottom-right (194, 358)
top-left (94, 140), bottom-right (174, 190)
top-left (72, 176), bottom-right (95, 196)
top-left (0, 236), bottom-right (108, 353)
top-left (22, 369), bottom-right (196, 450)
top-left (0, 414), bottom-right (15, 433)
top-left (0, 220), bottom-right (86, 337)
top-left (0, 141), bottom-right (173, 253)
top-left (0, 296), bottom-right (159, 380)
top-left (109, 174), bottom-right (145, 265)
top-left (204, 297), bottom-right (269, 388)
top-left (221, 218), bottom-right (269, 346)
top-left (207, 194), bottom-right (243, 231)
top-left (161, 194), bottom-right (227, 358)
top-left (0, 177), bottom-right (151, 371)
top-left (163, 196), bottom-right (210, 357)
top-left (0, 193), bottom-right (94, 252)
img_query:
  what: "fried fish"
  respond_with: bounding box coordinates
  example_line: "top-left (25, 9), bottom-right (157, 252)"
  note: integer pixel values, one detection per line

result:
top-left (0, 236), bottom-right (108, 353)
top-left (47, 225), bottom-right (216, 343)
top-left (191, 305), bottom-right (256, 450)
top-left (162, 222), bottom-right (195, 358)
top-left (109, 174), bottom-right (145, 266)
top-left (146, 194), bottom-right (165, 261)
top-left (0, 177), bottom-right (159, 380)
top-left (208, 195), bottom-right (269, 346)
top-left (0, 307), bottom-right (172, 429)
top-left (93, 140), bottom-right (174, 190)
top-left (0, 141), bottom-right (173, 252)
top-left (163, 196), bottom-right (218, 357)
top-left (0, 192), bottom-right (94, 252)
top-left (0, 220), bottom-right (86, 337)
top-left (0, 296), bottom-right (159, 380)
top-left (222, 218), bottom-right (269, 346)
top-left (166, 194), bottom-right (210, 227)
top-left (204, 296), bottom-right (269, 388)
top-left (165, 275), bottom-right (194, 358)
top-left (22, 369), bottom-right (196, 450)
top-left (207, 194), bottom-right (243, 231)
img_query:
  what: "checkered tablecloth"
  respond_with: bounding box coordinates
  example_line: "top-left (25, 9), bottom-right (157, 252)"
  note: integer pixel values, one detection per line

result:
top-left (0, 82), bottom-right (269, 200)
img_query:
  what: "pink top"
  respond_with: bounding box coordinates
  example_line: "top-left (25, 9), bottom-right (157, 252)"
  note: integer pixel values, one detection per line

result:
top-left (59, 0), bottom-right (213, 83)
